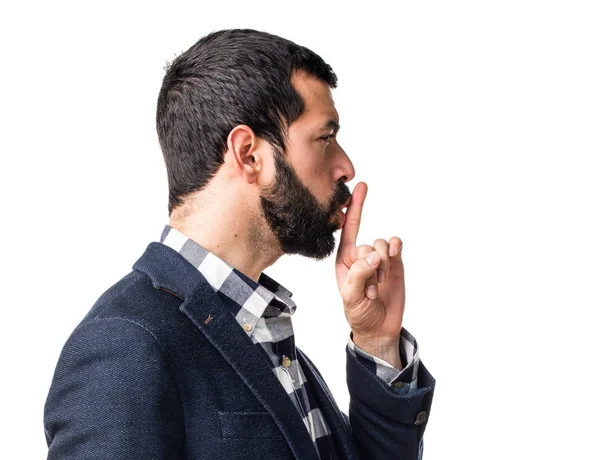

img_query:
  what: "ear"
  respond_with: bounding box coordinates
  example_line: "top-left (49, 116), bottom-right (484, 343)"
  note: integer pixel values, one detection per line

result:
top-left (225, 125), bottom-right (269, 184)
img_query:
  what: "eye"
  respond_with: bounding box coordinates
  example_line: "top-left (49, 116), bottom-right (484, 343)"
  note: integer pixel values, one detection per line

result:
top-left (320, 134), bottom-right (335, 144)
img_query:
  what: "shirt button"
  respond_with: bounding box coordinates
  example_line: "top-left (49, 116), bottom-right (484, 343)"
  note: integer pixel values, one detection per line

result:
top-left (393, 382), bottom-right (405, 389)
top-left (281, 355), bottom-right (292, 368)
top-left (242, 321), bottom-right (252, 332)
top-left (414, 411), bottom-right (427, 425)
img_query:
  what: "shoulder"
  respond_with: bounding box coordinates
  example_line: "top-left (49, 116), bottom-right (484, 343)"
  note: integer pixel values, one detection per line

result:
top-left (64, 269), bottom-right (206, 363)
top-left (87, 269), bottom-right (185, 326)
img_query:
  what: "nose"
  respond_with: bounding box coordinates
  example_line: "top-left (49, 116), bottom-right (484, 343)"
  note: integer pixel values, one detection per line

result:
top-left (334, 144), bottom-right (355, 184)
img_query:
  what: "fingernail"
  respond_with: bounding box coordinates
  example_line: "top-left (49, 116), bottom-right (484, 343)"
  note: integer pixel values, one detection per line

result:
top-left (377, 269), bottom-right (385, 283)
top-left (366, 252), bottom-right (380, 266)
top-left (389, 246), bottom-right (396, 257)
top-left (367, 285), bottom-right (377, 299)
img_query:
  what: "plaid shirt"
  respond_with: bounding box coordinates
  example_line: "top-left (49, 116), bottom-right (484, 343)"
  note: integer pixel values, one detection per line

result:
top-left (160, 225), bottom-right (420, 459)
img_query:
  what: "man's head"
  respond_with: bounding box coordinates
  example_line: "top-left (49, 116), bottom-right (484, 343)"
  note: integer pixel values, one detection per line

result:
top-left (156, 29), bottom-right (355, 260)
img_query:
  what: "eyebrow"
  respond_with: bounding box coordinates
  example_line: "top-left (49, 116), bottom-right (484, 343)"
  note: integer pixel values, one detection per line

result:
top-left (319, 119), bottom-right (341, 135)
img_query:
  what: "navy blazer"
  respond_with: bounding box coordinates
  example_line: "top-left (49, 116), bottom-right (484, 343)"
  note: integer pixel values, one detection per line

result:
top-left (44, 242), bottom-right (435, 459)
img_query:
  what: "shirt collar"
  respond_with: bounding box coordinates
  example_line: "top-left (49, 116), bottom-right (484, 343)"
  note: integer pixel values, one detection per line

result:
top-left (159, 225), bottom-right (296, 320)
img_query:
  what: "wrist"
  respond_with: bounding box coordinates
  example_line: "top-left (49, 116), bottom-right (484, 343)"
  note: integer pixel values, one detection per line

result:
top-left (352, 333), bottom-right (403, 369)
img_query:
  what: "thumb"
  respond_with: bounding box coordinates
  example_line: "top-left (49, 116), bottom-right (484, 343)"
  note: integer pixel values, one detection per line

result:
top-left (341, 251), bottom-right (381, 305)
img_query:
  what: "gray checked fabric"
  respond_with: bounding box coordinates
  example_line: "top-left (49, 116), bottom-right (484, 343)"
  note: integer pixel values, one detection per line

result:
top-left (159, 224), bottom-right (420, 459)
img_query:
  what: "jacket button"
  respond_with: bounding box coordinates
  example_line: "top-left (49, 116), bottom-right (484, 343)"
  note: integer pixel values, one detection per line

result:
top-left (393, 382), bottom-right (405, 389)
top-left (414, 411), bottom-right (427, 425)
top-left (281, 355), bottom-right (291, 367)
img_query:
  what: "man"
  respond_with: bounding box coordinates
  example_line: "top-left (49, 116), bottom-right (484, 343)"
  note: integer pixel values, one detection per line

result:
top-left (44, 28), bottom-right (435, 459)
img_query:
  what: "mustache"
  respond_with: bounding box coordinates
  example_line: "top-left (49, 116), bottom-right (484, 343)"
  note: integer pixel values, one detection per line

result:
top-left (330, 182), bottom-right (352, 211)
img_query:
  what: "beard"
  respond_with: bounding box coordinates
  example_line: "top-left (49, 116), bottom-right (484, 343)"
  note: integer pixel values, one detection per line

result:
top-left (259, 152), bottom-right (352, 260)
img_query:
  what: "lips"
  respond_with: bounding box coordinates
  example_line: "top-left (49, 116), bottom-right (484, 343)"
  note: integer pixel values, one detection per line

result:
top-left (336, 208), bottom-right (346, 228)
top-left (332, 196), bottom-right (350, 229)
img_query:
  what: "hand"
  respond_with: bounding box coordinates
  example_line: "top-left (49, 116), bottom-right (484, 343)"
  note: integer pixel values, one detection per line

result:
top-left (335, 182), bottom-right (406, 342)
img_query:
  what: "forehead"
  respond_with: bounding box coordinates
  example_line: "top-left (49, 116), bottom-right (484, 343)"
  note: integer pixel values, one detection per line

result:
top-left (290, 71), bottom-right (339, 129)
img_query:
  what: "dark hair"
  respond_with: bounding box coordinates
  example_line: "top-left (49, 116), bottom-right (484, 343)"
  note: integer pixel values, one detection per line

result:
top-left (156, 28), bottom-right (338, 215)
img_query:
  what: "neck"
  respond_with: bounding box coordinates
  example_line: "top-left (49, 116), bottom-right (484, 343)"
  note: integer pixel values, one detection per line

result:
top-left (168, 186), bottom-right (283, 283)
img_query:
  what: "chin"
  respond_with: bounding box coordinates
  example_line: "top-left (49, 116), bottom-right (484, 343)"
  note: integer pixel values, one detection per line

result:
top-left (278, 229), bottom-right (337, 260)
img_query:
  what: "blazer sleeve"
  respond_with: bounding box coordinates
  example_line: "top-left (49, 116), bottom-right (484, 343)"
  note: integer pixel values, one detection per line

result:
top-left (346, 333), bottom-right (436, 460)
top-left (43, 317), bottom-right (184, 460)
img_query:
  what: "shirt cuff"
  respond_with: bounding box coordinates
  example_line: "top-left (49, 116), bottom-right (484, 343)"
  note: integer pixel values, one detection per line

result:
top-left (347, 327), bottom-right (420, 394)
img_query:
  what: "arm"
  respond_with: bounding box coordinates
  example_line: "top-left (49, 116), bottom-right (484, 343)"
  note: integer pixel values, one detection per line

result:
top-left (44, 317), bottom-right (184, 459)
top-left (346, 328), bottom-right (435, 459)
top-left (334, 182), bottom-right (435, 458)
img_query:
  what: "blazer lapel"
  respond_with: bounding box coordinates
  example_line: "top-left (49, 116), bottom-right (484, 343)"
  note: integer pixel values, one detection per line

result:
top-left (133, 243), bottom-right (319, 460)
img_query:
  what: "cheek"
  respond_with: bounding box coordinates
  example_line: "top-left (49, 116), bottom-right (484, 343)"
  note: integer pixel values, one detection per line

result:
top-left (303, 159), bottom-right (327, 189)
top-left (292, 147), bottom-right (325, 181)
top-left (289, 143), bottom-right (331, 200)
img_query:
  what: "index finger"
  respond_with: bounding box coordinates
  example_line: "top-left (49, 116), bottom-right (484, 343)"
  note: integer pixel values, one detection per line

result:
top-left (340, 181), bottom-right (367, 249)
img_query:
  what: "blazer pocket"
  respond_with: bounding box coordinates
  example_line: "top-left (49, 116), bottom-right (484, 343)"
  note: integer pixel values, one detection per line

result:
top-left (218, 410), bottom-right (282, 439)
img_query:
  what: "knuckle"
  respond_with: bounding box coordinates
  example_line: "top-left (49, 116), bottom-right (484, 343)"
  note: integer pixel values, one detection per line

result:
top-left (355, 245), bottom-right (374, 258)
top-left (340, 283), bottom-right (352, 301)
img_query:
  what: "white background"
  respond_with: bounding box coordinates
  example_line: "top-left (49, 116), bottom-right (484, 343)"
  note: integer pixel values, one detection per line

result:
top-left (1, 1), bottom-right (599, 458)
